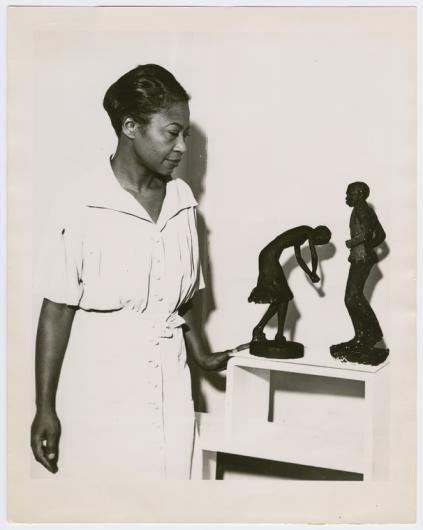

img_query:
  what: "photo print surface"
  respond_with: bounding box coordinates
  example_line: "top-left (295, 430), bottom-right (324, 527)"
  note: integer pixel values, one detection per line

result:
top-left (7, 6), bottom-right (416, 523)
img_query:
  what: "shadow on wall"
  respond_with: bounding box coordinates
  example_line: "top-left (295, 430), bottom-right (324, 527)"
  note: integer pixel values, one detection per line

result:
top-left (265, 242), bottom-right (337, 341)
top-left (181, 123), bottom-right (224, 413)
top-left (216, 453), bottom-right (363, 481)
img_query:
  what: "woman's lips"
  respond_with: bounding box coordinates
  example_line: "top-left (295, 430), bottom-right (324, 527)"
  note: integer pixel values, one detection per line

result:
top-left (166, 158), bottom-right (181, 166)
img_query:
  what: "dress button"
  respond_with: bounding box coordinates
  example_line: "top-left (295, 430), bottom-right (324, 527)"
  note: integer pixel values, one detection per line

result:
top-left (154, 341), bottom-right (159, 346)
top-left (157, 297), bottom-right (163, 302)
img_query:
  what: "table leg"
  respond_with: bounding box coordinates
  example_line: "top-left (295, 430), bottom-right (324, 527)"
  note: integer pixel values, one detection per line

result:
top-left (225, 364), bottom-right (271, 445)
top-left (201, 450), bottom-right (217, 480)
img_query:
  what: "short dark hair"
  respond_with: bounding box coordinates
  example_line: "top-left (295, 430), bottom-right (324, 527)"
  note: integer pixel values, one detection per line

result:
top-left (349, 181), bottom-right (370, 199)
top-left (103, 64), bottom-right (190, 136)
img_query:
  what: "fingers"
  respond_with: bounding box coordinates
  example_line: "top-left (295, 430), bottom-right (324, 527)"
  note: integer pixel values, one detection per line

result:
top-left (230, 343), bottom-right (250, 353)
top-left (45, 432), bottom-right (59, 471)
top-left (211, 352), bottom-right (230, 371)
top-left (31, 435), bottom-right (58, 473)
top-left (31, 418), bottom-right (61, 474)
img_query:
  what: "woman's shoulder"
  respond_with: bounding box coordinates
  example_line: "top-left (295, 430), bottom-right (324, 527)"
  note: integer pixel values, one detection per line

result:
top-left (47, 189), bottom-right (89, 234)
top-left (171, 178), bottom-right (198, 207)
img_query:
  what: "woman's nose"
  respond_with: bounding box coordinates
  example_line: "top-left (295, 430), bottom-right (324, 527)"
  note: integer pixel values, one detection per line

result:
top-left (174, 133), bottom-right (187, 154)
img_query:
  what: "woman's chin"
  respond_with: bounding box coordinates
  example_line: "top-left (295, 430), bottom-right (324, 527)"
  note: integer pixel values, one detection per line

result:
top-left (158, 168), bottom-right (174, 178)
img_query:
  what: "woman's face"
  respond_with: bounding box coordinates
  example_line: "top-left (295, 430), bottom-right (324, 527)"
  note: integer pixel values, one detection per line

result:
top-left (132, 101), bottom-right (190, 177)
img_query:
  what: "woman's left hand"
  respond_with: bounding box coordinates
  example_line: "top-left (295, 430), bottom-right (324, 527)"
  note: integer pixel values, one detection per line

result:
top-left (196, 351), bottom-right (231, 371)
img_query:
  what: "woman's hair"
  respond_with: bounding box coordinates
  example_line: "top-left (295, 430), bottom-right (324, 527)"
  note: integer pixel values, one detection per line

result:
top-left (103, 64), bottom-right (190, 136)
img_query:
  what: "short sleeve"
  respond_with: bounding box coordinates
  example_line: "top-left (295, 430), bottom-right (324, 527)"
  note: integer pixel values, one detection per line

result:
top-left (38, 208), bottom-right (84, 306)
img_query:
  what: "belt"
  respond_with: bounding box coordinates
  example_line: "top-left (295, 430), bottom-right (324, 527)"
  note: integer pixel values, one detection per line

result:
top-left (147, 312), bottom-right (186, 339)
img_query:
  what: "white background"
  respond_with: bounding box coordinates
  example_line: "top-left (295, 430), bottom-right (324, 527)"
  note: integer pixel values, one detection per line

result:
top-left (31, 11), bottom-right (413, 415)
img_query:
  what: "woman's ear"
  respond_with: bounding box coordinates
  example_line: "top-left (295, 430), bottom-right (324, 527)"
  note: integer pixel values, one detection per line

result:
top-left (121, 117), bottom-right (138, 140)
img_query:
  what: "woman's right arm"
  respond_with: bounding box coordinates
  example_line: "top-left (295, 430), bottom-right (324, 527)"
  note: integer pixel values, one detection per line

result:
top-left (31, 299), bottom-right (76, 473)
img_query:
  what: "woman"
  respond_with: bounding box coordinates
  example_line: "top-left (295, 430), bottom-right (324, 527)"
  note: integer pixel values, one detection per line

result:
top-left (31, 64), bottom-right (229, 480)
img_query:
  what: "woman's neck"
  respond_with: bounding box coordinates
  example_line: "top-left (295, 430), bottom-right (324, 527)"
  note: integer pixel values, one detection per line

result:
top-left (110, 143), bottom-right (160, 194)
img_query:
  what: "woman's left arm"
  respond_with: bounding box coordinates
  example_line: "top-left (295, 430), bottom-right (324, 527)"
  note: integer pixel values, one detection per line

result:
top-left (180, 301), bottom-right (230, 371)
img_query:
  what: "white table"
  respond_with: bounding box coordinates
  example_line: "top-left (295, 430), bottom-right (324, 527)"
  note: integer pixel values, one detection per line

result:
top-left (197, 348), bottom-right (389, 480)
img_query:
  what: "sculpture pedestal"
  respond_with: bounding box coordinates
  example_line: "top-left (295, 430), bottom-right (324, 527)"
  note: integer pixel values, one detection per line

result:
top-left (197, 348), bottom-right (390, 480)
top-left (250, 340), bottom-right (304, 359)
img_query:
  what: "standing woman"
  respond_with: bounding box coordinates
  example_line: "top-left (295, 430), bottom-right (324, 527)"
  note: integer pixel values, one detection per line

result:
top-left (31, 64), bottom-right (228, 480)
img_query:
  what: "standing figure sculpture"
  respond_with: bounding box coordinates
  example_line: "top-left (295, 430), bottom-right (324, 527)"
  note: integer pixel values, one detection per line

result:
top-left (330, 182), bottom-right (389, 365)
top-left (248, 225), bottom-right (331, 358)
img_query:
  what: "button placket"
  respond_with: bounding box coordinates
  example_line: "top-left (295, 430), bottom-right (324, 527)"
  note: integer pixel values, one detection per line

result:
top-left (158, 354), bottom-right (166, 461)
top-left (148, 369), bottom-right (165, 465)
top-left (150, 229), bottom-right (166, 308)
top-left (146, 372), bottom-right (163, 423)
top-left (147, 228), bottom-right (167, 473)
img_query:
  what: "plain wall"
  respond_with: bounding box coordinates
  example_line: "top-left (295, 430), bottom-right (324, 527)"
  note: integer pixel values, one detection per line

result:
top-left (31, 10), bottom-right (414, 415)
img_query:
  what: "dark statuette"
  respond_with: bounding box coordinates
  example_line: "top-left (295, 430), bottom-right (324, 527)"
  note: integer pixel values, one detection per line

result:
top-left (248, 225), bottom-right (332, 359)
top-left (330, 182), bottom-right (389, 365)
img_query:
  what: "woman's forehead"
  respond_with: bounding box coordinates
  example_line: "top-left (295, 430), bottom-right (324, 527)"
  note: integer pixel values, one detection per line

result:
top-left (155, 101), bottom-right (190, 125)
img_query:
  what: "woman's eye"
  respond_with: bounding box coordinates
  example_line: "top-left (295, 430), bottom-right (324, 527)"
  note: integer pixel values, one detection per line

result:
top-left (167, 130), bottom-right (179, 137)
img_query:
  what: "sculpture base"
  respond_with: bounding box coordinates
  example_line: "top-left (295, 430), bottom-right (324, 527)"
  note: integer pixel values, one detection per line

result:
top-left (250, 340), bottom-right (304, 359)
top-left (330, 344), bottom-right (389, 366)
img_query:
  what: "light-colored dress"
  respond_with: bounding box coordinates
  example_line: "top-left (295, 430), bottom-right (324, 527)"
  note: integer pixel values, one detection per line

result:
top-left (40, 158), bottom-right (204, 480)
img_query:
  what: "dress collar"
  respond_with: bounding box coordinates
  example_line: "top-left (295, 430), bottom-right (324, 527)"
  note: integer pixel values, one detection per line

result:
top-left (84, 157), bottom-right (197, 230)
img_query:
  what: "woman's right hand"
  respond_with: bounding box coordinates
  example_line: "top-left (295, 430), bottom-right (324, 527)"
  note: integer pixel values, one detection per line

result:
top-left (31, 409), bottom-right (61, 473)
